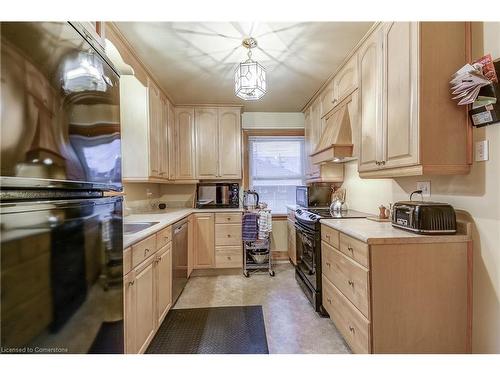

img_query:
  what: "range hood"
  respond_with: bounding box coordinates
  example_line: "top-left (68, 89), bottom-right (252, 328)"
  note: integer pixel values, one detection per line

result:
top-left (310, 97), bottom-right (354, 164)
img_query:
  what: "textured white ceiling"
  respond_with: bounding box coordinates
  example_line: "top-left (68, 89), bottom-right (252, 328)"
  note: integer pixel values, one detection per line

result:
top-left (115, 22), bottom-right (373, 112)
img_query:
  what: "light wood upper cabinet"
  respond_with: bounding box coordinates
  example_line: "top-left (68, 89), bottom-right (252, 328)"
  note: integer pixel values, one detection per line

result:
top-left (218, 107), bottom-right (242, 179)
top-left (148, 80), bottom-right (161, 178)
top-left (308, 98), bottom-right (322, 178)
top-left (358, 22), bottom-right (471, 178)
top-left (174, 107), bottom-right (196, 180)
top-left (159, 94), bottom-right (170, 178)
top-left (304, 108), bottom-right (313, 178)
top-left (194, 106), bottom-right (241, 180)
top-left (195, 107), bottom-right (219, 179)
top-left (333, 54), bottom-right (358, 104)
top-left (155, 244), bottom-right (172, 327)
top-left (320, 80), bottom-right (335, 117)
top-left (358, 28), bottom-right (383, 173)
top-left (167, 102), bottom-right (176, 180)
top-left (193, 213), bottom-right (215, 269)
top-left (382, 22), bottom-right (419, 170)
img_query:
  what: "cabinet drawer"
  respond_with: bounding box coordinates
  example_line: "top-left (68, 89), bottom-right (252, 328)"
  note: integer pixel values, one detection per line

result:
top-left (321, 224), bottom-right (339, 248)
top-left (215, 213), bottom-right (242, 224)
top-left (131, 235), bottom-right (156, 269)
top-left (156, 225), bottom-right (172, 249)
top-left (215, 224), bottom-right (242, 246)
top-left (339, 233), bottom-right (369, 267)
top-left (124, 247), bottom-right (132, 275)
top-left (322, 275), bottom-right (370, 353)
top-left (327, 245), bottom-right (370, 318)
top-left (215, 246), bottom-right (242, 268)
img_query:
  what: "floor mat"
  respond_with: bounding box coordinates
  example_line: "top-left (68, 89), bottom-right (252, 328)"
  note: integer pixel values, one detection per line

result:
top-left (146, 305), bottom-right (269, 354)
top-left (88, 321), bottom-right (124, 354)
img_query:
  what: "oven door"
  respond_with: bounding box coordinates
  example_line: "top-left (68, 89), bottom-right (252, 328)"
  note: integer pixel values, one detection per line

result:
top-left (0, 196), bottom-right (123, 353)
top-left (295, 222), bottom-right (318, 290)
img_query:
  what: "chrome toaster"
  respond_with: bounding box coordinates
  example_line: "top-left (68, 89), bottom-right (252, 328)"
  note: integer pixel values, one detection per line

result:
top-left (391, 201), bottom-right (457, 234)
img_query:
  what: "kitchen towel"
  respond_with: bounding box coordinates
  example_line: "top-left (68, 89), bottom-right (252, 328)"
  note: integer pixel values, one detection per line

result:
top-left (242, 212), bottom-right (258, 241)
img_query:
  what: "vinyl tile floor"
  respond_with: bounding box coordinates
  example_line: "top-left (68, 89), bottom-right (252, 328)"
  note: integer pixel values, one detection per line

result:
top-left (173, 262), bottom-right (351, 354)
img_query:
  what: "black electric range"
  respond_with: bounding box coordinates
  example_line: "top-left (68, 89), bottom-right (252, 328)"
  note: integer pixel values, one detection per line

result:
top-left (294, 207), bottom-right (369, 316)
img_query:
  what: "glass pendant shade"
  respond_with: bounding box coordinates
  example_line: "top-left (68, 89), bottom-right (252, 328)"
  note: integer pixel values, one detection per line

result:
top-left (234, 59), bottom-right (267, 101)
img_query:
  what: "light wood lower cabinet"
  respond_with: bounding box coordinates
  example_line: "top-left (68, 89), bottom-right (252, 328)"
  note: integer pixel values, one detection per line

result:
top-left (124, 228), bottom-right (173, 354)
top-left (320, 223), bottom-right (471, 353)
top-left (287, 218), bottom-right (296, 265)
top-left (156, 244), bottom-right (172, 326)
top-left (193, 213), bottom-right (215, 269)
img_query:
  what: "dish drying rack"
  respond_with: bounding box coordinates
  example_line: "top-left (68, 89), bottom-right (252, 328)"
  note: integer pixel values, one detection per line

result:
top-left (242, 208), bottom-right (275, 277)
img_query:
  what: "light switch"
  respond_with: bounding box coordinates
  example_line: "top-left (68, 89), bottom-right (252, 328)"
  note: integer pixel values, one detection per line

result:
top-left (475, 140), bottom-right (489, 162)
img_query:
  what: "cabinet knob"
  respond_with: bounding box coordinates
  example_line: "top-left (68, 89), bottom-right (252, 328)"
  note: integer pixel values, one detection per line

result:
top-left (347, 246), bottom-right (354, 252)
top-left (226, 217), bottom-right (231, 221)
top-left (326, 262), bottom-right (331, 267)
top-left (327, 298), bottom-right (332, 304)
top-left (349, 325), bottom-right (355, 333)
top-left (227, 256), bottom-right (232, 260)
top-left (227, 234), bottom-right (231, 238)
top-left (144, 248), bottom-right (150, 256)
top-left (128, 280), bottom-right (135, 286)
top-left (348, 280), bottom-right (354, 287)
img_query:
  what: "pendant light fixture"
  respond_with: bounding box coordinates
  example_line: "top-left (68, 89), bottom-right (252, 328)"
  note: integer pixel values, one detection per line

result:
top-left (234, 37), bottom-right (267, 101)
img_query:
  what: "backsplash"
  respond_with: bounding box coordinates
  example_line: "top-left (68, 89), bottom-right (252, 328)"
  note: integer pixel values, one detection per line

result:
top-left (123, 183), bottom-right (196, 214)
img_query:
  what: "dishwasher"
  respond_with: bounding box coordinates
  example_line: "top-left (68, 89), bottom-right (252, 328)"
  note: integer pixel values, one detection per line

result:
top-left (172, 218), bottom-right (188, 304)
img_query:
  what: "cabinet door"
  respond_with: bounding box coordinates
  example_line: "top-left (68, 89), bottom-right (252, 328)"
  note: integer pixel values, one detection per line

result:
top-left (334, 54), bottom-right (358, 103)
top-left (195, 107), bottom-right (219, 179)
top-left (148, 81), bottom-right (161, 178)
top-left (156, 244), bottom-right (172, 326)
top-left (123, 271), bottom-right (136, 354)
top-left (358, 28), bottom-right (383, 172)
top-left (159, 95), bottom-right (169, 178)
top-left (320, 80), bottom-right (335, 117)
top-left (309, 98), bottom-right (322, 177)
top-left (167, 102), bottom-right (176, 180)
top-left (193, 213), bottom-right (215, 269)
top-left (218, 107), bottom-right (242, 179)
top-left (174, 107), bottom-right (196, 180)
top-left (382, 22), bottom-right (419, 169)
top-left (304, 108), bottom-right (313, 179)
top-left (135, 258), bottom-right (156, 353)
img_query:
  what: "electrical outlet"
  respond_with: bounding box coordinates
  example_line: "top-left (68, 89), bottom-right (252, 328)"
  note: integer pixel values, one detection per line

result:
top-left (475, 140), bottom-right (489, 162)
top-left (417, 181), bottom-right (431, 197)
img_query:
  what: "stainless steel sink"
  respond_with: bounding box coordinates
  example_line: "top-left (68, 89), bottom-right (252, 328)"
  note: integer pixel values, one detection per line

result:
top-left (124, 221), bottom-right (160, 235)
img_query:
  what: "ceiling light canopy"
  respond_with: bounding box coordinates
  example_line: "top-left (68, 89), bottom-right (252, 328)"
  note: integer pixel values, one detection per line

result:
top-left (234, 37), bottom-right (266, 101)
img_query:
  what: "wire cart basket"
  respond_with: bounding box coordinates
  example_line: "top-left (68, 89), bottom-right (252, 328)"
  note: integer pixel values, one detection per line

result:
top-left (242, 209), bottom-right (274, 277)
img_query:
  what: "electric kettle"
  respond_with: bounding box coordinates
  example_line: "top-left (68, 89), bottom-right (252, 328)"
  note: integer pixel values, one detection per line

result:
top-left (243, 190), bottom-right (260, 210)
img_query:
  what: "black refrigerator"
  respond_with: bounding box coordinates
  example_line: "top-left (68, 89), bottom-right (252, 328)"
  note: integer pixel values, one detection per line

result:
top-left (0, 22), bottom-right (124, 353)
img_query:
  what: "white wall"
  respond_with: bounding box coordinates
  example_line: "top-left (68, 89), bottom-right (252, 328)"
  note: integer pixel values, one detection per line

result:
top-left (341, 22), bottom-right (500, 353)
top-left (242, 112), bottom-right (304, 129)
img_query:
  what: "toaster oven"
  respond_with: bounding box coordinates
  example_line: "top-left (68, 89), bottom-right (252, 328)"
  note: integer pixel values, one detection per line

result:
top-left (391, 201), bottom-right (457, 234)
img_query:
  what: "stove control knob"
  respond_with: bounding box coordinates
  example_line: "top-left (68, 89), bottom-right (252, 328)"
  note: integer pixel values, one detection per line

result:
top-left (309, 214), bottom-right (316, 220)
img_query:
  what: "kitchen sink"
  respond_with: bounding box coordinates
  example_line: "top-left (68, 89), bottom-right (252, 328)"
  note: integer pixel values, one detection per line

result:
top-left (124, 221), bottom-right (160, 235)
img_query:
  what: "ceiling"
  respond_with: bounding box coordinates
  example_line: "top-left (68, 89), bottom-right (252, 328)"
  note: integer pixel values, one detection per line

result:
top-left (115, 22), bottom-right (373, 112)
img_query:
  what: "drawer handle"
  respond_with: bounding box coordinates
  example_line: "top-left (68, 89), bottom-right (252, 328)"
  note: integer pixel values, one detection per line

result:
top-left (227, 256), bottom-right (232, 260)
top-left (347, 246), bottom-right (354, 252)
top-left (348, 280), bottom-right (354, 287)
top-left (325, 262), bottom-right (331, 267)
top-left (327, 298), bottom-right (332, 304)
top-left (128, 280), bottom-right (135, 286)
top-left (144, 248), bottom-right (150, 256)
top-left (226, 217), bottom-right (231, 221)
top-left (349, 325), bottom-right (355, 334)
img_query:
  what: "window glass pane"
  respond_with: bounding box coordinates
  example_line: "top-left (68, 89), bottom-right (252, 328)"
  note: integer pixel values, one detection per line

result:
top-left (248, 136), bottom-right (305, 214)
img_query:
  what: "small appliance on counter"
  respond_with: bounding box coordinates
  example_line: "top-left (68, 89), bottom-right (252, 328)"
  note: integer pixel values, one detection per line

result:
top-left (243, 190), bottom-right (260, 210)
top-left (196, 182), bottom-right (240, 208)
top-left (392, 191), bottom-right (457, 234)
top-left (296, 185), bottom-right (333, 208)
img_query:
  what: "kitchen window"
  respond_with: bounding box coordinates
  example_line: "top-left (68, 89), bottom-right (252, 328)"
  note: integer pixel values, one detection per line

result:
top-left (247, 134), bottom-right (305, 214)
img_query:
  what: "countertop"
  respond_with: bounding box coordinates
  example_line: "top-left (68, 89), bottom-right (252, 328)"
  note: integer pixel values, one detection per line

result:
top-left (123, 207), bottom-right (243, 248)
top-left (320, 218), bottom-right (471, 245)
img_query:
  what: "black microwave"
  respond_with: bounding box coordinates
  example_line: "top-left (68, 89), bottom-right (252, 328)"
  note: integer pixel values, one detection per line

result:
top-left (296, 185), bottom-right (332, 208)
top-left (196, 183), bottom-right (240, 208)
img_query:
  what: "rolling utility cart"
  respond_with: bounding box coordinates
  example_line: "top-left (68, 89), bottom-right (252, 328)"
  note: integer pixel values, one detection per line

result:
top-left (242, 208), bottom-right (274, 277)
